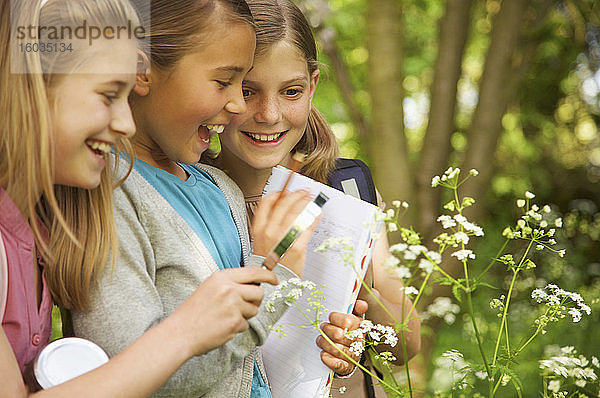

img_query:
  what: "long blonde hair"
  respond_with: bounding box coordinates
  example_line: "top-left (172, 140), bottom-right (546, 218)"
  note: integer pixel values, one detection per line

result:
top-left (0, 0), bottom-right (139, 310)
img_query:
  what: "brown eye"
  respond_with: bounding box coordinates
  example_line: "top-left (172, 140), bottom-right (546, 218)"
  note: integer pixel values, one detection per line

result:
top-left (284, 88), bottom-right (302, 97)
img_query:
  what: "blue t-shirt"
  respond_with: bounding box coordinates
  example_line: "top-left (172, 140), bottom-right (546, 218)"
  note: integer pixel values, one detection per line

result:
top-left (133, 160), bottom-right (241, 269)
top-left (133, 159), bottom-right (270, 397)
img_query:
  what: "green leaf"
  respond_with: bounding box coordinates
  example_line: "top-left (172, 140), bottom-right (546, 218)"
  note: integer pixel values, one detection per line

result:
top-left (496, 364), bottom-right (523, 397)
top-left (471, 281), bottom-right (498, 291)
top-left (452, 283), bottom-right (463, 303)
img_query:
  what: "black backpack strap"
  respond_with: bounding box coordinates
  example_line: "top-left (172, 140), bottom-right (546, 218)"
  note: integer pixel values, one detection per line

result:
top-left (328, 158), bottom-right (377, 206)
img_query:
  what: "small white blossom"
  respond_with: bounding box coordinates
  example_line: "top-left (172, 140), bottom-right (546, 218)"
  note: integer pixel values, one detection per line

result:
top-left (517, 199), bottom-right (526, 208)
top-left (404, 286), bottom-right (419, 296)
top-left (384, 255), bottom-right (400, 268)
top-left (418, 258), bottom-right (434, 273)
top-left (454, 231), bottom-right (469, 244)
top-left (543, 205), bottom-right (552, 213)
top-left (423, 297), bottom-right (460, 324)
top-left (389, 243), bottom-right (408, 253)
top-left (437, 215), bottom-right (456, 229)
top-left (265, 278), bottom-right (316, 312)
top-left (387, 222), bottom-right (398, 232)
top-left (427, 251), bottom-right (442, 264)
top-left (338, 386), bottom-right (347, 394)
top-left (403, 251), bottom-right (417, 260)
top-left (349, 341), bottom-right (364, 355)
top-left (391, 200), bottom-right (401, 207)
top-left (431, 176), bottom-right (441, 187)
top-left (469, 169), bottom-right (479, 176)
top-left (569, 308), bottom-right (582, 322)
top-left (555, 218), bottom-right (563, 227)
top-left (386, 209), bottom-right (395, 218)
top-left (525, 191), bottom-right (536, 199)
top-left (548, 379), bottom-right (561, 392)
top-left (394, 266), bottom-right (412, 279)
top-left (451, 249), bottom-right (475, 261)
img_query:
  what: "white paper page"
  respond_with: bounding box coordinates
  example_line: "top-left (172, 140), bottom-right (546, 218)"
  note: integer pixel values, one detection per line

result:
top-left (261, 166), bottom-right (381, 398)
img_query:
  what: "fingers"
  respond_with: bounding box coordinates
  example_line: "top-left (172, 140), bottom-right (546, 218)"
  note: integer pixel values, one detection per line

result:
top-left (221, 267), bottom-right (279, 286)
top-left (252, 190), bottom-right (313, 256)
top-left (329, 311), bottom-right (363, 331)
top-left (320, 351), bottom-right (355, 376)
top-left (316, 311), bottom-right (364, 374)
top-left (352, 300), bottom-right (369, 317)
top-left (269, 190), bottom-right (313, 230)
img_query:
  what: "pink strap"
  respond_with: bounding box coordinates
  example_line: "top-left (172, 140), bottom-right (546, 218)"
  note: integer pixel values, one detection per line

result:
top-left (0, 230), bottom-right (8, 322)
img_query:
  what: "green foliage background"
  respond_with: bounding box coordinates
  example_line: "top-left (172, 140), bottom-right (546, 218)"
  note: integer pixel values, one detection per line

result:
top-left (300, 0), bottom-right (600, 395)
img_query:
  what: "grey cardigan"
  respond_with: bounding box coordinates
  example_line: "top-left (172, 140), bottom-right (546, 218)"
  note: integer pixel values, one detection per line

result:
top-left (72, 161), bottom-right (296, 397)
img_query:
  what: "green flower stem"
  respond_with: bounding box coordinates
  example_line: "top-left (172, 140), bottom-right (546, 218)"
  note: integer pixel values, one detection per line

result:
top-left (492, 269), bottom-right (518, 368)
top-left (466, 280), bottom-right (492, 382)
top-left (400, 328), bottom-right (413, 398)
top-left (317, 328), bottom-right (401, 394)
top-left (504, 316), bottom-right (510, 354)
top-left (359, 276), bottom-right (399, 324)
top-left (515, 304), bottom-right (562, 355)
top-left (492, 374), bottom-right (503, 395)
top-left (433, 265), bottom-right (466, 290)
top-left (492, 239), bottom-right (533, 368)
top-left (475, 239), bottom-right (510, 283)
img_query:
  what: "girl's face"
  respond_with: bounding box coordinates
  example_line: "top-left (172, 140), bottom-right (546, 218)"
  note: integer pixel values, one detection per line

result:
top-left (220, 40), bottom-right (319, 170)
top-left (51, 38), bottom-right (137, 189)
top-left (133, 21), bottom-right (256, 165)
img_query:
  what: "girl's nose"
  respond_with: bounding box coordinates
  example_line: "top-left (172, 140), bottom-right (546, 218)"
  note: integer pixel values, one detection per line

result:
top-left (254, 96), bottom-right (281, 125)
top-left (225, 88), bottom-right (248, 115)
top-left (110, 101), bottom-right (136, 138)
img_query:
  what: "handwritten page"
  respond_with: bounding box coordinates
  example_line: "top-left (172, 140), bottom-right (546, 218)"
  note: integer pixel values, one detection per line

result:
top-left (261, 166), bottom-right (382, 398)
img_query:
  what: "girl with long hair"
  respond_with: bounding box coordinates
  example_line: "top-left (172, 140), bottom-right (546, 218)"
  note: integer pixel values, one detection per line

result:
top-left (1, 0), bottom-right (277, 396)
top-left (209, 0), bottom-right (422, 396)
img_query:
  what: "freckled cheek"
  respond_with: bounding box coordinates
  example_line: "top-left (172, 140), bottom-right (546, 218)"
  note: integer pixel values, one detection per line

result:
top-left (287, 103), bottom-right (311, 132)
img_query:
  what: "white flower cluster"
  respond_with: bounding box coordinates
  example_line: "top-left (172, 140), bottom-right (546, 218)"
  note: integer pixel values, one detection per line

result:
top-left (435, 213), bottom-right (484, 262)
top-left (265, 278), bottom-right (316, 312)
top-left (451, 249), bottom-right (475, 261)
top-left (344, 319), bottom-right (398, 355)
top-left (385, 243), bottom-right (441, 277)
top-left (422, 297), bottom-right (461, 324)
top-left (540, 346), bottom-right (599, 390)
top-left (505, 194), bottom-right (566, 258)
top-left (431, 167), bottom-right (462, 187)
top-left (531, 284), bottom-right (591, 323)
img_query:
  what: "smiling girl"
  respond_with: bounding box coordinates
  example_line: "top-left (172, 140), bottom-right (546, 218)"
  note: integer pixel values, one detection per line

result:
top-left (70, 0), bottom-right (318, 397)
top-left (209, 1), bottom-right (422, 396)
top-left (1, 0), bottom-right (278, 396)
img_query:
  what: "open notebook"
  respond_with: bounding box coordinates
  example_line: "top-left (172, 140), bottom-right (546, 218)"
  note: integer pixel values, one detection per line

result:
top-left (261, 165), bottom-right (382, 398)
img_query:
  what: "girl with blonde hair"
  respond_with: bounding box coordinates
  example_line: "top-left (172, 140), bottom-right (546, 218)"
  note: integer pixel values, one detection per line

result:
top-left (70, 0), bottom-right (320, 396)
top-left (210, 0), bottom-right (422, 396)
top-left (1, 0), bottom-right (277, 396)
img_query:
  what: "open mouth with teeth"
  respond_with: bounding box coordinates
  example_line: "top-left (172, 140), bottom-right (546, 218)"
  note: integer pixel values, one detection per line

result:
top-left (85, 139), bottom-right (112, 158)
top-left (242, 131), bottom-right (287, 143)
top-left (199, 124), bottom-right (225, 144)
